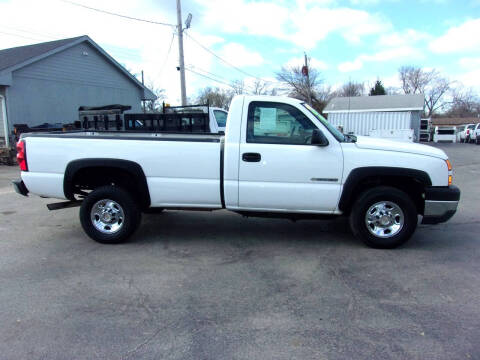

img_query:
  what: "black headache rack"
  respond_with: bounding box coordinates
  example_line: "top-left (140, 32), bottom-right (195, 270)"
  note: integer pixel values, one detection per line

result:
top-left (79, 103), bottom-right (212, 133)
top-left (13, 103), bottom-right (213, 143)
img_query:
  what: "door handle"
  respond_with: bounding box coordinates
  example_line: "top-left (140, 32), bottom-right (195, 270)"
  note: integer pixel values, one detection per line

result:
top-left (242, 152), bottom-right (261, 162)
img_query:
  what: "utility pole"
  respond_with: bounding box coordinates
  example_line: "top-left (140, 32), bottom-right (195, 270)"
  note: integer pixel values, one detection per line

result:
top-left (176, 0), bottom-right (187, 105)
top-left (303, 52), bottom-right (312, 106)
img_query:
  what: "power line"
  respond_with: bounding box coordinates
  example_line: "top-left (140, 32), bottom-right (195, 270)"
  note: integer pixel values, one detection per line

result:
top-left (186, 66), bottom-right (269, 94)
top-left (186, 66), bottom-right (250, 90)
top-left (0, 25), bottom-right (59, 40)
top-left (184, 32), bottom-right (270, 84)
top-left (60, 0), bottom-right (176, 27)
top-left (186, 64), bottom-right (232, 84)
top-left (58, 1), bottom-right (272, 87)
top-left (0, 31), bottom-right (45, 42)
top-left (159, 32), bottom-right (176, 78)
top-left (185, 67), bottom-right (234, 88)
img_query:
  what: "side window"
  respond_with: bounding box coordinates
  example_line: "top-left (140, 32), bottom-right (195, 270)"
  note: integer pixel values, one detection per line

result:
top-left (214, 110), bottom-right (227, 127)
top-left (246, 102), bottom-right (316, 145)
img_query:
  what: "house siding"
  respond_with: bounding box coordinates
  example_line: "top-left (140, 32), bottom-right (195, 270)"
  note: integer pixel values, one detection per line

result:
top-left (0, 87), bottom-right (6, 139)
top-left (7, 42), bottom-right (142, 127)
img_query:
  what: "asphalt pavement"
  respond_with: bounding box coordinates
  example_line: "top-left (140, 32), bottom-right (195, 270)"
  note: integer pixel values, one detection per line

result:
top-left (0, 142), bottom-right (479, 360)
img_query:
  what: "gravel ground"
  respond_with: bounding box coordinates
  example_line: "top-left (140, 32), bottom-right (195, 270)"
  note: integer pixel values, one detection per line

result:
top-left (0, 142), bottom-right (479, 360)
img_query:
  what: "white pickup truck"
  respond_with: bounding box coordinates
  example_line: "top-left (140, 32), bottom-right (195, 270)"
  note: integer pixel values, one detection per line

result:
top-left (13, 95), bottom-right (460, 248)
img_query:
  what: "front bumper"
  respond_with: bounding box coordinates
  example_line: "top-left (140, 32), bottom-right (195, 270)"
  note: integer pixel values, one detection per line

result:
top-left (12, 179), bottom-right (29, 196)
top-left (422, 185), bottom-right (460, 224)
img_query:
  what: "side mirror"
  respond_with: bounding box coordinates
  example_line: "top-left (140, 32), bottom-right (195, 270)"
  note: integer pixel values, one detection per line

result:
top-left (311, 129), bottom-right (329, 146)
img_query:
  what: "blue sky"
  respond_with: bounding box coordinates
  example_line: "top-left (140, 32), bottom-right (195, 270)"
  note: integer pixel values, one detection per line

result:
top-left (1, 0), bottom-right (480, 103)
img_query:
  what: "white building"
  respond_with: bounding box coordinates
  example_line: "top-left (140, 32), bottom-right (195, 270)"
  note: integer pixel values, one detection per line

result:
top-left (323, 94), bottom-right (425, 141)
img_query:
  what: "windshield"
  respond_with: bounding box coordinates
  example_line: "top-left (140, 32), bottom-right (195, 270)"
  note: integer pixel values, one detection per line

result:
top-left (302, 103), bottom-right (345, 142)
top-left (213, 110), bottom-right (227, 127)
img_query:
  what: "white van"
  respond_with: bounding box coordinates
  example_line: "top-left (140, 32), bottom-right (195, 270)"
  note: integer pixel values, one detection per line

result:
top-left (433, 126), bottom-right (456, 143)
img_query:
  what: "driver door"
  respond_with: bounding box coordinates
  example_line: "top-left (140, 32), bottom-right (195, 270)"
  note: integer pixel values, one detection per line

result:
top-left (238, 101), bottom-right (343, 213)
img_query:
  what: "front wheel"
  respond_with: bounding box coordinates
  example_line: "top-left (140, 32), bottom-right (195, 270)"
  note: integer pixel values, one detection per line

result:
top-left (349, 186), bottom-right (418, 249)
top-left (80, 186), bottom-right (141, 244)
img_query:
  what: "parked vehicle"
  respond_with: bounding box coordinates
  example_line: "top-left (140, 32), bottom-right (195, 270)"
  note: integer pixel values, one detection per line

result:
top-left (78, 104), bottom-right (228, 134)
top-left (125, 104), bottom-right (227, 134)
top-left (465, 124), bottom-right (476, 143)
top-left (13, 95), bottom-right (460, 249)
top-left (471, 123), bottom-right (480, 145)
top-left (212, 108), bottom-right (228, 133)
top-left (161, 105), bottom-right (228, 134)
top-left (433, 126), bottom-right (456, 143)
top-left (458, 124), bottom-right (473, 143)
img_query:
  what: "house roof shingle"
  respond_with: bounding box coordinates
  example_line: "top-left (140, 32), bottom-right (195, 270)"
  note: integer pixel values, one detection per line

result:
top-left (0, 36), bottom-right (84, 72)
top-left (324, 94), bottom-right (425, 113)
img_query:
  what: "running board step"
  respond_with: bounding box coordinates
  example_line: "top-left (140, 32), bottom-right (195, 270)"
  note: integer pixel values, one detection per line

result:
top-left (47, 200), bottom-right (82, 211)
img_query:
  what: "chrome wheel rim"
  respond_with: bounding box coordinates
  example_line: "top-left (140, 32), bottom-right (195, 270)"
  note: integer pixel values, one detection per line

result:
top-left (365, 201), bottom-right (404, 238)
top-left (90, 199), bottom-right (124, 234)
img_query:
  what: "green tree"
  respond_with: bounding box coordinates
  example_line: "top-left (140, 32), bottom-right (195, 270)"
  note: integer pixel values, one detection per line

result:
top-left (369, 80), bottom-right (387, 96)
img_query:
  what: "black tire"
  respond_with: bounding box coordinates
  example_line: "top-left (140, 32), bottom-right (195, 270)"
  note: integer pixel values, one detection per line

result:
top-left (476, 138), bottom-right (480, 145)
top-left (349, 186), bottom-right (418, 249)
top-left (80, 186), bottom-right (141, 244)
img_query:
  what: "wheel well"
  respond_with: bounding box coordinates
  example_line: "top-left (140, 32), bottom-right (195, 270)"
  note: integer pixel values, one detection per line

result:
top-left (64, 159), bottom-right (150, 209)
top-left (342, 176), bottom-right (426, 215)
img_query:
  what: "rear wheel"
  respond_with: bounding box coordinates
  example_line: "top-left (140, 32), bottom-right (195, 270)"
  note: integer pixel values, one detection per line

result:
top-left (349, 186), bottom-right (418, 249)
top-left (80, 186), bottom-right (141, 244)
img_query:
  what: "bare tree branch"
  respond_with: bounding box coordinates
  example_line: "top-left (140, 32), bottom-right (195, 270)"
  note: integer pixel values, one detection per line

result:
top-left (275, 65), bottom-right (332, 112)
top-left (398, 65), bottom-right (453, 116)
top-left (336, 81), bottom-right (365, 97)
top-left (445, 85), bottom-right (480, 117)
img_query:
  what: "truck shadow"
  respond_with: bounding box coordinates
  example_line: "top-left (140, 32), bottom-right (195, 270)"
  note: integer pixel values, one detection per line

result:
top-left (135, 210), bottom-right (361, 249)
top-left (133, 210), bottom-right (467, 251)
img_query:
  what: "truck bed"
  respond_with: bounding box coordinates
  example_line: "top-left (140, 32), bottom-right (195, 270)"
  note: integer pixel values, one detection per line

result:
top-left (21, 130), bottom-right (224, 208)
top-left (22, 130), bottom-right (222, 142)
